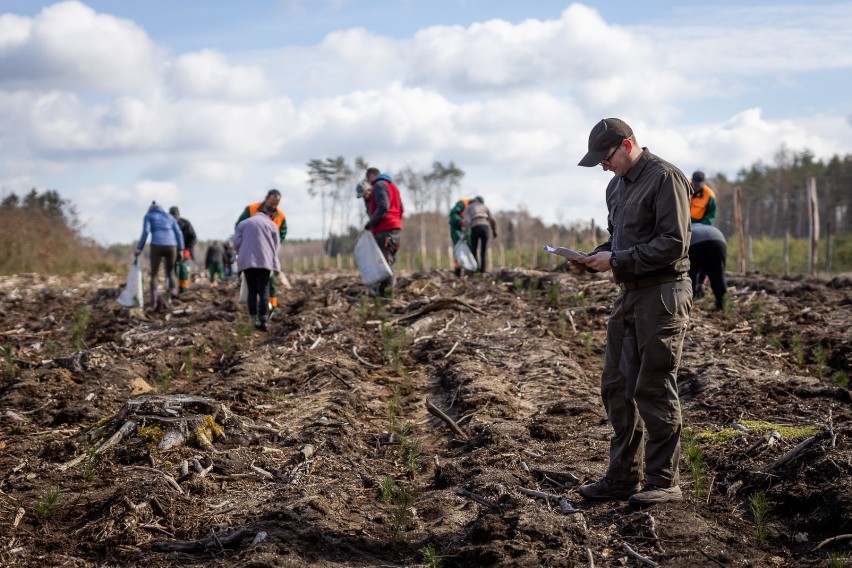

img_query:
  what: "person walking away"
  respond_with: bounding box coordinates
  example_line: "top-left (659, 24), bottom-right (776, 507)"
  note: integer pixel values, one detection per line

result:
top-left (233, 206), bottom-right (280, 331)
top-left (236, 189), bottom-right (287, 311)
top-left (360, 167), bottom-right (403, 298)
top-left (223, 241), bottom-right (236, 279)
top-left (135, 201), bottom-right (185, 307)
top-left (688, 223), bottom-right (727, 310)
top-left (689, 171), bottom-right (716, 225)
top-left (463, 196), bottom-right (497, 273)
top-left (449, 198), bottom-right (473, 276)
top-left (572, 118), bottom-right (692, 508)
top-left (205, 241), bottom-right (225, 287)
top-left (169, 206), bottom-right (197, 295)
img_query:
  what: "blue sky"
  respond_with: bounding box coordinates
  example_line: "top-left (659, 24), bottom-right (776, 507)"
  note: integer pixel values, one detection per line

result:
top-left (1, 0), bottom-right (851, 245)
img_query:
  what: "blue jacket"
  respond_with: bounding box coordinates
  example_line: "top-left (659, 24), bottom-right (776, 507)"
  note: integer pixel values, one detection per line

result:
top-left (136, 203), bottom-right (184, 251)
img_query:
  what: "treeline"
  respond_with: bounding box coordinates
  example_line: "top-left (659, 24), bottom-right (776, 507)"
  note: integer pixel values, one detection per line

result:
top-left (306, 147), bottom-right (851, 260)
top-left (307, 157), bottom-right (603, 258)
top-left (709, 146), bottom-right (851, 239)
top-left (0, 189), bottom-right (119, 275)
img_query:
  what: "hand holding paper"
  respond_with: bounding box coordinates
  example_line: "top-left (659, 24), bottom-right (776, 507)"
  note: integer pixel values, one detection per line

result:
top-left (542, 244), bottom-right (587, 261)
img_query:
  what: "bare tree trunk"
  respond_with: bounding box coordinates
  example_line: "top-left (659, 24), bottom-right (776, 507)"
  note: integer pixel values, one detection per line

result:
top-left (734, 186), bottom-right (747, 273)
top-left (807, 177), bottom-right (819, 276)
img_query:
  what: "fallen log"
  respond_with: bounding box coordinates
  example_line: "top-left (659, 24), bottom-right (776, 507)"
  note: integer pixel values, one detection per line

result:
top-left (151, 526), bottom-right (255, 553)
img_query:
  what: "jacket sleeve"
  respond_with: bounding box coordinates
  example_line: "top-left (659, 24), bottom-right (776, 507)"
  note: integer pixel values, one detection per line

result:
top-left (184, 220), bottom-right (197, 248)
top-left (173, 219), bottom-right (185, 251)
top-left (703, 194), bottom-right (717, 226)
top-left (137, 216), bottom-right (150, 252)
top-left (235, 206), bottom-right (250, 229)
top-left (449, 201), bottom-right (465, 227)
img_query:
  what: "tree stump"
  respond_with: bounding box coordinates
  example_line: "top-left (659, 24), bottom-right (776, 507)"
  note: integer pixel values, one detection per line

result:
top-left (59, 394), bottom-right (242, 471)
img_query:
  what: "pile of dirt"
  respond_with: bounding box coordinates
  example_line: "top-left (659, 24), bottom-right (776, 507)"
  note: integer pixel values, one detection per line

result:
top-left (0, 267), bottom-right (849, 567)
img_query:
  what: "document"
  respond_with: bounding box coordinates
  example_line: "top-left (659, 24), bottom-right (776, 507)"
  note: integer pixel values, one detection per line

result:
top-left (542, 244), bottom-right (587, 262)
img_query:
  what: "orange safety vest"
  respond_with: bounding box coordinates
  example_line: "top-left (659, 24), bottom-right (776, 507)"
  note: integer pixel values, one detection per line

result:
top-left (248, 202), bottom-right (286, 229)
top-left (690, 186), bottom-right (715, 222)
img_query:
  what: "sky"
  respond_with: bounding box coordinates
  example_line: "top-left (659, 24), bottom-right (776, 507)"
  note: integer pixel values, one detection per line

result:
top-left (1, 0), bottom-right (851, 246)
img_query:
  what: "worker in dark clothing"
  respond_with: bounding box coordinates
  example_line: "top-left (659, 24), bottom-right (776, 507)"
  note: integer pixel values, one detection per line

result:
top-left (205, 241), bottom-right (225, 287)
top-left (688, 223), bottom-right (727, 310)
top-left (572, 118), bottom-right (692, 508)
top-left (169, 206), bottom-right (197, 261)
top-left (463, 196), bottom-right (497, 273)
top-left (223, 241), bottom-right (236, 279)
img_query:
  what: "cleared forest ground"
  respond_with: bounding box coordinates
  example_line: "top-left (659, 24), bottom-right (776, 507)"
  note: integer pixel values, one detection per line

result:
top-left (0, 267), bottom-right (850, 567)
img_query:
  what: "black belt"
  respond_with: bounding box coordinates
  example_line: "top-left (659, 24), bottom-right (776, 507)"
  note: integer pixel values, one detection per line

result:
top-left (617, 274), bottom-right (685, 291)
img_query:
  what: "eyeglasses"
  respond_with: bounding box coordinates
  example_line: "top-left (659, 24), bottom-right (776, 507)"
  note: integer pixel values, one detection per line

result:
top-left (601, 142), bottom-right (622, 165)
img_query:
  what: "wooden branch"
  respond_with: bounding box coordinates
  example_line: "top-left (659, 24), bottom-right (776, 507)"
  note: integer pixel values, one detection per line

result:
top-left (518, 486), bottom-right (559, 501)
top-left (622, 542), bottom-right (658, 567)
top-left (585, 547), bottom-right (595, 568)
top-left (443, 341), bottom-right (460, 358)
top-left (352, 346), bottom-right (379, 368)
top-left (642, 512), bottom-right (664, 553)
top-left (329, 369), bottom-right (353, 389)
top-left (425, 398), bottom-right (469, 441)
top-left (763, 435), bottom-right (820, 471)
top-left (151, 526), bottom-right (255, 553)
top-left (456, 487), bottom-right (500, 510)
top-left (393, 297), bottom-right (486, 324)
top-left (124, 465), bottom-right (184, 494)
top-left (814, 533), bottom-right (852, 551)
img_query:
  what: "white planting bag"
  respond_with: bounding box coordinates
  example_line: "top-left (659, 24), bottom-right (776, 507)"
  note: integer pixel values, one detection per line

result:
top-left (117, 258), bottom-right (144, 308)
top-left (354, 230), bottom-right (393, 286)
top-left (239, 272), bottom-right (248, 304)
top-left (454, 241), bottom-right (478, 272)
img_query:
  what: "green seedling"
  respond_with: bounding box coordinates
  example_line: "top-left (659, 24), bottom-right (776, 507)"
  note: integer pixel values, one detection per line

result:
top-left (35, 487), bottom-right (62, 519)
top-left (683, 430), bottom-right (707, 498)
top-left (2, 343), bottom-right (17, 379)
top-left (749, 491), bottom-right (772, 546)
top-left (546, 281), bottom-right (560, 307)
top-left (832, 370), bottom-right (849, 388)
top-left (749, 300), bottom-right (764, 336)
top-left (421, 544), bottom-right (442, 568)
top-left (155, 366), bottom-right (172, 393)
top-left (581, 332), bottom-right (593, 356)
top-left (812, 346), bottom-right (828, 379)
top-left (791, 335), bottom-right (806, 365)
top-left (81, 446), bottom-right (100, 482)
top-left (379, 476), bottom-right (394, 503)
top-left (389, 486), bottom-right (415, 543)
top-left (71, 306), bottom-right (91, 351)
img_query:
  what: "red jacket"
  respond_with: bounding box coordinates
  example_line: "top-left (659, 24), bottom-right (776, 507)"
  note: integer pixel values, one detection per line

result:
top-left (367, 175), bottom-right (403, 234)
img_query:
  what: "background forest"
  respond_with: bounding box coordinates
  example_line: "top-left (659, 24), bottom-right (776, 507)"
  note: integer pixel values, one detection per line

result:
top-left (1, 146), bottom-right (850, 276)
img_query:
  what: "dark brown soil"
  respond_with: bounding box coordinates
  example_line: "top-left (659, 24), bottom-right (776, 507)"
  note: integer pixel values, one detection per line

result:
top-left (0, 267), bottom-right (850, 567)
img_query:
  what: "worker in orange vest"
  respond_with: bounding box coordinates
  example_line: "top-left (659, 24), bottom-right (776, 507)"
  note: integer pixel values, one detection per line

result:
top-left (690, 171), bottom-right (716, 225)
top-left (235, 189), bottom-right (287, 310)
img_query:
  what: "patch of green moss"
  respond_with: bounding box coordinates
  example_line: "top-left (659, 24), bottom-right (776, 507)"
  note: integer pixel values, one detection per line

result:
top-left (693, 420), bottom-right (820, 445)
top-left (137, 424), bottom-right (165, 448)
top-left (195, 415), bottom-right (225, 447)
top-left (738, 420), bottom-right (820, 438)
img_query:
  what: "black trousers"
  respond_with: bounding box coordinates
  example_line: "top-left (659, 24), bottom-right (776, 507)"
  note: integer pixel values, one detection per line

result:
top-left (470, 225), bottom-right (489, 272)
top-left (688, 241), bottom-right (727, 309)
top-left (244, 268), bottom-right (271, 319)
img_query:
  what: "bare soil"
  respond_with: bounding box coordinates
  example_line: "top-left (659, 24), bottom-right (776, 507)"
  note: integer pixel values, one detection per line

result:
top-left (0, 266), bottom-right (850, 567)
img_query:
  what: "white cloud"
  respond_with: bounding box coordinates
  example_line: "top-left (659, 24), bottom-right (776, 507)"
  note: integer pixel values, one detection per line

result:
top-left (2, 1), bottom-right (852, 245)
top-left (166, 49), bottom-right (269, 100)
top-left (0, 1), bottom-right (162, 93)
